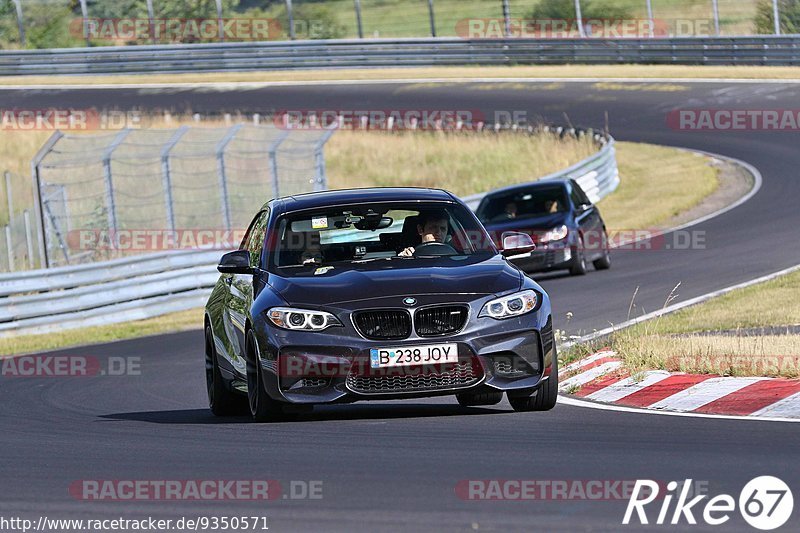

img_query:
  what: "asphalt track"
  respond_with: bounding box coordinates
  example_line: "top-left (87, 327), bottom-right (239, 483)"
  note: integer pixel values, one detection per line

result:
top-left (1, 80), bottom-right (799, 531)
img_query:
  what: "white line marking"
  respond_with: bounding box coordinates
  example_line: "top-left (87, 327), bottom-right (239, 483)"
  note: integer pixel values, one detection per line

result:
top-left (648, 377), bottom-right (765, 412)
top-left (587, 371), bottom-right (672, 403)
top-left (558, 395), bottom-right (800, 423)
top-left (561, 349), bottom-right (616, 374)
top-left (559, 361), bottom-right (621, 391)
top-left (749, 391), bottom-right (800, 419)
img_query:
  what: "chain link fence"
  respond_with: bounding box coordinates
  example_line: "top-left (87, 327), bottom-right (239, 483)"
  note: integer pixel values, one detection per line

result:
top-left (24, 123), bottom-right (333, 269)
top-left (1, 170), bottom-right (36, 272)
top-left (0, 1), bottom-right (775, 49)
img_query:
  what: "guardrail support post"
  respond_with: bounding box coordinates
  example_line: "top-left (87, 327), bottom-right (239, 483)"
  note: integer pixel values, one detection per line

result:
top-left (354, 0), bottom-right (364, 38)
top-left (160, 126), bottom-right (188, 232)
top-left (12, 0), bottom-right (25, 47)
top-left (773, 0), bottom-right (781, 35)
top-left (5, 226), bottom-right (14, 272)
top-left (268, 130), bottom-right (290, 200)
top-left (712, 0), bottom-right (720, 36)
top-left (285, 0), bottom-right (296, 40)
top-left (23, 209), bottom-right (34, 269)
top-left (502, 0), bottom-right (511, 37)
top-left (428, 0), bottom-right (436, 37)
top-left (216, 124), bottom-right (243, 230)
top-left (4, 171), bottom-right (12, 225)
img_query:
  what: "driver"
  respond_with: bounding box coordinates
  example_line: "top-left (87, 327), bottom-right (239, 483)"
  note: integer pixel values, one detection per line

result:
top-left (398, 211), bottom-right (449, 257)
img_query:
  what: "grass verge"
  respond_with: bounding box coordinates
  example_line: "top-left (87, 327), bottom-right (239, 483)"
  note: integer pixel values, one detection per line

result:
top-left (608, 269), bottom-right (800, 378)
top-left (4, 65), bottom-right (800, 87)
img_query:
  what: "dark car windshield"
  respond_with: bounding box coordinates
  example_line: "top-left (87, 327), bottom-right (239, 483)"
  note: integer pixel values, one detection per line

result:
top-left (268, 202), bottom-right (496, 272)
top-left (477, 184), bottom-right (569, 223)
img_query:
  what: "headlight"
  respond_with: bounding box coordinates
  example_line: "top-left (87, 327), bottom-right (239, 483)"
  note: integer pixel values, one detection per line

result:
top-left (479, 290), bottom-right (539, 319)
top-left (266, 307), bottom-right (342, 331)
top-left (540, 224), bottom-right (568, 243)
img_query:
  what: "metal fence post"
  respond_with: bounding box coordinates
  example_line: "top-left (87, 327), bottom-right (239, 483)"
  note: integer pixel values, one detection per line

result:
top-left (712, 0), bottom-right (720, 35)
top-left (285, 0), bottom-right (296, 39)
top-left (4, 171), bottom-right (12, 224)
top-left (216, 124), bottom-right (243, 230)
top-left (102, 129), bottom-right (132, 247)
top-left (160, 126), bottom-right (188, 232)
top-left (146, 0), bottom-right (156, 44)
top-left (773, 0), bottom-right (782, 35)
top-left (23, 209), bottom-right (34, 269)
top-left (501, 0), bottom-right (511, 38)
top-left (215, 0), bottom-right (225, 42)
top-left (574, 0), bottom-right (586, 38)
top-left (31, 131), bottom-right (64, 269)
top-left (428, 0), bottom-right (436, 37)
top-left (12, 0), bottom-right (25, 47)
top-left (79, 0), bottom-right (90, 46)
top-left (646, 0), bottom-right (654, 37)
top-left (314, 130), bottom-right (336, 192)
top-left (354, 0), bottom-right (364, 38)
top-left (5, 225), bottom-right (14, 272)
top-left (268, 130), bottom-right (290, 200)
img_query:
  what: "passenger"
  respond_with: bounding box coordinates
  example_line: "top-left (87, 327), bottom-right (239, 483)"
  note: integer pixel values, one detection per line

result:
top-left (504, 201), bottom-right (518, 219)
top-left (398, 211), bottom-right (449, 257)
top-left (545, 199), bottom-right (560, 214)
top-left (300, 231), bottom-right (324, 265)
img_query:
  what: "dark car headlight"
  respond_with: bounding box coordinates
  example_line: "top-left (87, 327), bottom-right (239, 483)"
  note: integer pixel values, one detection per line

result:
top-left (266, 307), bottom-right (342, 331)
top-left (479, 290), bottom-right (539, 319)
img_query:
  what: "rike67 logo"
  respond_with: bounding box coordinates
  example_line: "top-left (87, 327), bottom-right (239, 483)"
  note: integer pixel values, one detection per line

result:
top-left (624, 476), bottom-right (793, 530)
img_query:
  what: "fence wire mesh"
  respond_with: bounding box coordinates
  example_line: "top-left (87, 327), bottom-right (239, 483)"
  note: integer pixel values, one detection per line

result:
top-left (29, 123), bottom-right (334, 268)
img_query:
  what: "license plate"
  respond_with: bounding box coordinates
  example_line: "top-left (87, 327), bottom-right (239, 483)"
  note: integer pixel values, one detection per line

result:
top-left (370, 343), bottom-right (458, 369)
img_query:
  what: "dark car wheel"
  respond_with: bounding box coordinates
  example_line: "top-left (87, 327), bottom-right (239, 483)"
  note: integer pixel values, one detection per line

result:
top-left (508, 350), bottom-right (559, 412)
top-left (593, 231), bottom-right (612, 270)
top-left (205, 326), bottom-right (246, 416)
top-left (456, 391), bottom-right (504, 406)
top-left (246, 331), bottom-right (284, 422)
top-left (569, 237), bottom-right (587, 276)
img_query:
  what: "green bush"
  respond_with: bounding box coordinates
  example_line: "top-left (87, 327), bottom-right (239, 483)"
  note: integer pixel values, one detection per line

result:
top-left (529, 0), bottom-right (634, 20)
top-left (755, 0), bottom-right (800, 34)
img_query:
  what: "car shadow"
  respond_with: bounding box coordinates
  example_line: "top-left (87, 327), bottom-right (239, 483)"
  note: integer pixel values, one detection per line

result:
top-left (100, 403), bottom-right (512, 425)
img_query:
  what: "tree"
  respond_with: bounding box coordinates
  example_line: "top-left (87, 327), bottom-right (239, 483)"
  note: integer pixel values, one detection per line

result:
top-left (755, 0), bottom-right (800, 34)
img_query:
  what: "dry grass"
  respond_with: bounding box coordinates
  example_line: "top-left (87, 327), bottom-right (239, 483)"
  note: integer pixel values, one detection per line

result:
top-left (610, 269), bottom-right (800, 378)
top-left (601, 142), bottom-right (719, 231)
top-left (4, 65), bottom-right (800, 87)
top-left (326, 130), bottom-right (598, 197)
top-left (0, 307), bottom-right (204, 357)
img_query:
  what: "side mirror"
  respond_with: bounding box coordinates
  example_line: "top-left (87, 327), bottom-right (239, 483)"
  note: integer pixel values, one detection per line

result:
top-left (500, 232), bottom-right (536, 257)
top-left (218, 250), bottom-right (254, 274)
top-left (577, 203), bottom-right (592, 213)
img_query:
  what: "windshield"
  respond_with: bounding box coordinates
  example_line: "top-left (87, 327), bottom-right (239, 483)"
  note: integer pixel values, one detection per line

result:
top-left (268, 202), bottom-right (496, 271)
top-left (477, 185), bottom-right (569, 223)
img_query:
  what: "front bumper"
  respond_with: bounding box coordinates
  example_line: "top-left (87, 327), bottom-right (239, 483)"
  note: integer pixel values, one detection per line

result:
top-left (510, 244), bottom-right (573, 273)
top-left (252, 302), bottom-right (554, 404)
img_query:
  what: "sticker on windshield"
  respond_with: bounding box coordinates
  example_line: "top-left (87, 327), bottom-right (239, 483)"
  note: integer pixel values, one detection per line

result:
top-left (314, 266), bottom-right (334, 275)
top-left (312, 216), bottom-right (328, 229)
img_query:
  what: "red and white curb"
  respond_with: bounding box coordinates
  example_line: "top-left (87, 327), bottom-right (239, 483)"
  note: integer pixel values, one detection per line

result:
top-left (559, 351), bottom-right (800, 419)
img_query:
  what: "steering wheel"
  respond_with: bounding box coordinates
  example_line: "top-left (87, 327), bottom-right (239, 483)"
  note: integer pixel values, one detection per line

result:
top-left (413, 242), bottom-right (458, 257)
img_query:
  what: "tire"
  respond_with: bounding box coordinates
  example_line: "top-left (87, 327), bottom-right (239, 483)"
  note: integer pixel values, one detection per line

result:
top-left (593, 231), bottom-right (612, 270)
top-left (205, 326), bottom-right (246, 416)
top-left (456, 391), bottom-right (504, 406)
top-left (569, 237), bottom-right (587, 276)
top-left (245, 331), bottom-right (284, 422)
top-left (508, 349), bottom-right (559, 412)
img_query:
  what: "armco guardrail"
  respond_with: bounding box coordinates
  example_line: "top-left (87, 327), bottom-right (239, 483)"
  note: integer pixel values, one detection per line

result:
top-left (2, 36), bottom-right (800, 76)
top-left (0, 125), bottom-right (618, 338)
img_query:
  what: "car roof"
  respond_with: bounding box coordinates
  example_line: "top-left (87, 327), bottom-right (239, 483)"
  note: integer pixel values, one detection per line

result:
top-left (266, 187), bottom-right (458, 213)
top-left (482, 179), bottom-right (571, 199)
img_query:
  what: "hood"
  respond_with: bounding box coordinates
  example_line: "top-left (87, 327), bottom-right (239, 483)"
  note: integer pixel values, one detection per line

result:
top-left (268, 255), bottom-right (522, 306)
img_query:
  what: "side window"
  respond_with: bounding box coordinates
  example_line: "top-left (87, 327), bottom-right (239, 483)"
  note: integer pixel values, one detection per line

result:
top-left (571, 181), bottom-right (591, 206)
top-left (242, 210), bottom-right (269, 268)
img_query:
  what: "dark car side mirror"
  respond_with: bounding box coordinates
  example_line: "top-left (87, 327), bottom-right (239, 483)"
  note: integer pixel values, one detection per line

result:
top-left (217, 250), bottom-right (254, 275)
top-left (500, 232), bottom-right (536, 257)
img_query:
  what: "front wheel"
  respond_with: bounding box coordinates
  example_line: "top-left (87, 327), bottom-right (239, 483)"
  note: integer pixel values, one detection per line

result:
top-left (206, 326), bottom-right (247, 416)
top-left (508, 350), bottom-right (559, 412)
top-left (593, 231), bottom-right (612, 270)
top-left (569, 238), bottom-right (587, 276)
top-left (246, 331), bottom-right (284, 422)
